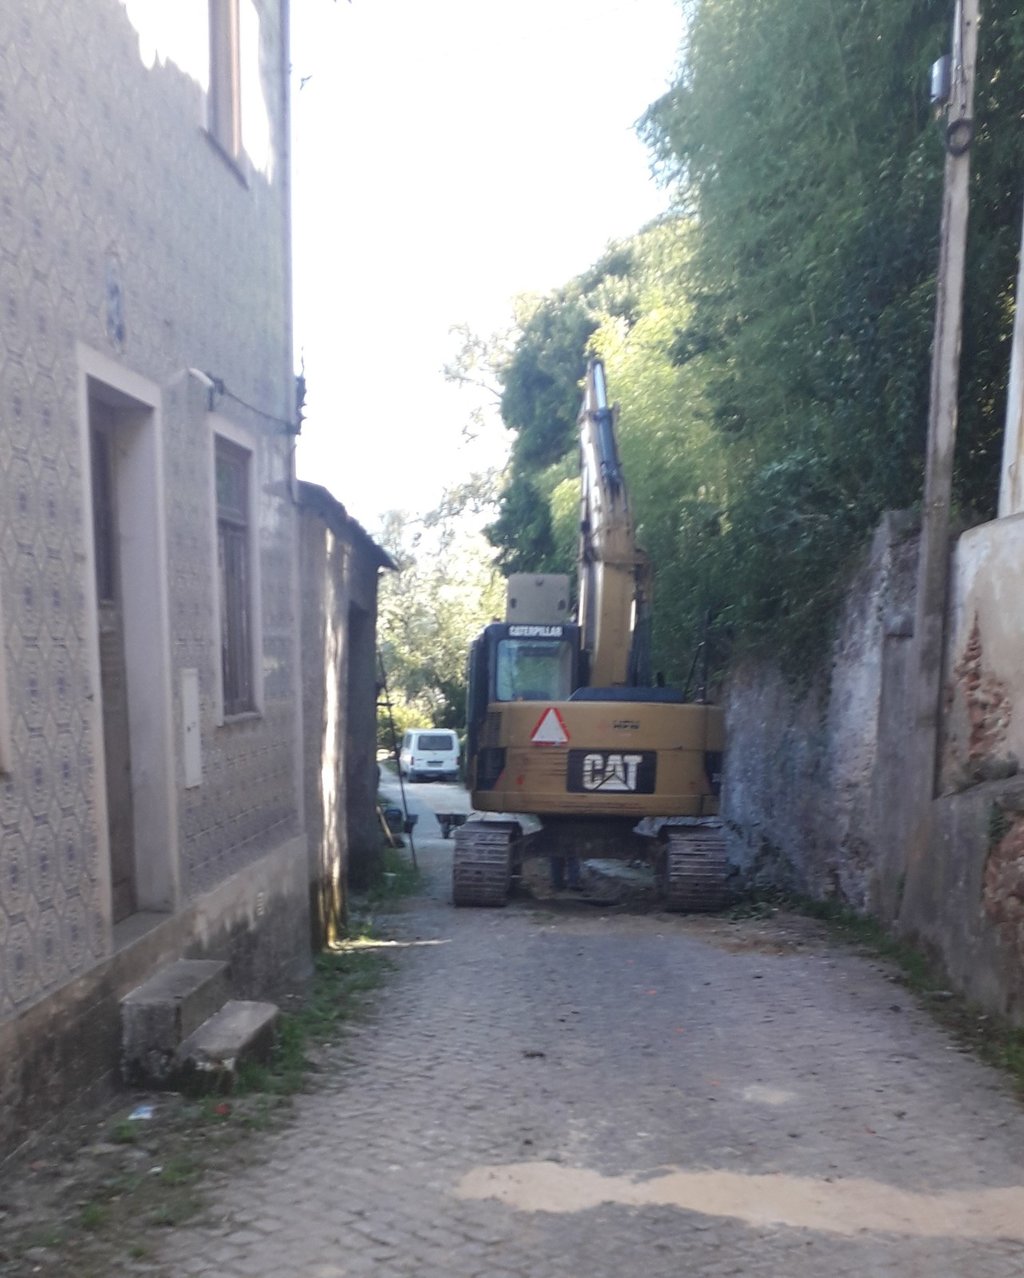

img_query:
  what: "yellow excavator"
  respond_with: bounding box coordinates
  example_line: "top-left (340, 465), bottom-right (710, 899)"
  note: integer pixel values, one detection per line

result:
top-left (453, 358), bottom-right (730, 910)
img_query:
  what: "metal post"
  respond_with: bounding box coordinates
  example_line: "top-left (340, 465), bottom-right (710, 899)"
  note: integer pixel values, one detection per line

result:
top-left (377, 651), bottom-right (417, 869)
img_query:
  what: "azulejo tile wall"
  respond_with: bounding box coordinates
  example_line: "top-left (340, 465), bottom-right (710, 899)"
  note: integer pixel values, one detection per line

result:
top-left (0, 0), bottom-right (300, 1020)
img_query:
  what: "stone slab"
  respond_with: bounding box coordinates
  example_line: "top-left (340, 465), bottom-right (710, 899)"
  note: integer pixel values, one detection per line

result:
top-left (580, 858), bottom-right (660, 906)
top-left (121, 959), bottom-right (230, 1085)
top-left (175, 1000), bottom-right (279, 1086)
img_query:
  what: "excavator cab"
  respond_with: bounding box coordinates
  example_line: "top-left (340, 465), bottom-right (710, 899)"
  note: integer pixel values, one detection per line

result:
top-left (465, 621), bottom-right (582, 791)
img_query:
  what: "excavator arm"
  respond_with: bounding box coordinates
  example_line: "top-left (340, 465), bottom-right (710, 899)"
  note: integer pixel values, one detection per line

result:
top-left (577, 358), bottom-right (652, 687)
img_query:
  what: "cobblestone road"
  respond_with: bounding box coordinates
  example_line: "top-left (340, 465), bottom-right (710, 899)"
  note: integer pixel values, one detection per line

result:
top-left (149, 799), bottom-right (1024, 1277)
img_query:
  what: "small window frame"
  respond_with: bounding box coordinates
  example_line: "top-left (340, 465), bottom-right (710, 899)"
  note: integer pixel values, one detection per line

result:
top-left (211, 422), bottom-right (261, 723)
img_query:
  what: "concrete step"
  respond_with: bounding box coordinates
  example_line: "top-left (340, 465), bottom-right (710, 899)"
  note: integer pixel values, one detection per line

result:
top-left (121, 959), bottom-right (230, 1086)
top-left (174, 1000), bottom-right (279, 1090)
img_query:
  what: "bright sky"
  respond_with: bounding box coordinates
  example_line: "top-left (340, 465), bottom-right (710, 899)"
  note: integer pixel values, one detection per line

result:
top-left (290, 0), bottom-right (685, 531)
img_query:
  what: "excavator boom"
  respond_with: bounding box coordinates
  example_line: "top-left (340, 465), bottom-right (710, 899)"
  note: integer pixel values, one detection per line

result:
top-left (577, 359), bottom-right (651, 688)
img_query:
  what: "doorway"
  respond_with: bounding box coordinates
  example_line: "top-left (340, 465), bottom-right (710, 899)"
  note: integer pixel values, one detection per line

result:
top-left (82, 357), bottom-right (177, 928)
top-left (89, 405), bottom-right (136, 922)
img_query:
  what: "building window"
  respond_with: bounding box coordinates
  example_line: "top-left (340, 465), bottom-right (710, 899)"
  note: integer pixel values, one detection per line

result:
top-left (216, 437), bottom-right (253, 714)
top-left (90, 428), bottom-right (117, 604)
top-left (209, 0), bottom-right (241, 158)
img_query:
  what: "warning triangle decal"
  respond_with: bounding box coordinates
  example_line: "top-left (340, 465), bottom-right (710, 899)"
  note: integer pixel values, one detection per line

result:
top-left (530, 707), bottom-right (570, 746)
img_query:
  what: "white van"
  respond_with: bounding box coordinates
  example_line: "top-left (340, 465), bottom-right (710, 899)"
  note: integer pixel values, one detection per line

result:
top-left (399, 729), bottom-right (460, 782)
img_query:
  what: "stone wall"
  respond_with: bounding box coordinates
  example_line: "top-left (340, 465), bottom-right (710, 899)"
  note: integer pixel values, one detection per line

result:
top-left (723, 513), bottom-right (919, 914)
top-left (723, 508), bottom-right (1024, 1021)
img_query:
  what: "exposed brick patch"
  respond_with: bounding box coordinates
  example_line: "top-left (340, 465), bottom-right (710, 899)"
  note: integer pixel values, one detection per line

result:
top-left (983, 815), bottom-right (1024, 959)
top-left (950, 617), bottom-right (1013, 778)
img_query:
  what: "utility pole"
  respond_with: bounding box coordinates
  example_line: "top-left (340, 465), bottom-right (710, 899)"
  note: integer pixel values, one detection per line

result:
top-left (905, 0), bottom-right (979, 885)
top-left (998, 205), bottom-right (1024, 517)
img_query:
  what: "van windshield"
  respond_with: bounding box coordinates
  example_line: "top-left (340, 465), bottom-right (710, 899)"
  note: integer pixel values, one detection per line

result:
top-left (417, 733), bottom-right (454, 752)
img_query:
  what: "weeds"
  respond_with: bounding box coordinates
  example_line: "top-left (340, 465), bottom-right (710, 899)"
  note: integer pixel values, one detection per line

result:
top-left (234, 943), bottom-right (393, 1100)
top-left (107, 1119), bottom-right (140, 1145)
top-left (363, 845), bottom-right (422, 907)
top-left (772, 892), bottom-right (1024, 1097)
top-left (988, 802), bottom-right (1012, 850)
top-left (78, 1202), bottom-right (108, 1232)
top-left (796, 897), bottom-right (934, 991)
top-left (159, 1156), bottom-right (201, 1187)
top-left (145, 1192), bottom-right (204, 1229)
top-left (22, 1225), bottom-right (66, 1252)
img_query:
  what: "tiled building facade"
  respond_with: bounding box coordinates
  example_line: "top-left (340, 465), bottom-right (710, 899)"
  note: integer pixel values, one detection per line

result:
top-left (0, 0), bottom-right (312, 1152)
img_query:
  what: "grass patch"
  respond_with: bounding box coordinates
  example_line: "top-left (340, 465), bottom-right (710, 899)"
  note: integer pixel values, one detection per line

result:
top-left (93, 1171), bottom-right (145, 1202)
top-left (363, 843), bottom-right (422, 908)
top-left (145, 1192), bottom-right (204, 1229)
top-left (79, 1202), bottom-right (109, 1232)
top-left (22, 1225), bottom-right (67, 1251)
top-left (159, 1155), bottom-right (202, 1187)
top-left (797, 896), bottom-right (934, 991)
top-left (988, 802), bottom-right (1012, 850)
top-left (107, 1119), bottom-right (141, 1145)
top-left (233, 930), bottom-right (394, 1100)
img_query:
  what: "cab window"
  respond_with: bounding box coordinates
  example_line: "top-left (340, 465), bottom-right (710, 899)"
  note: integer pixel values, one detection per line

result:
top-left (494, 638), bottom-right (574, 701)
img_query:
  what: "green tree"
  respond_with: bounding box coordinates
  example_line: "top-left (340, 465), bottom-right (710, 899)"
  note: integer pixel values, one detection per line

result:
top-left (485, 247), bottom-right (642, 570)
top-left (637, 0), bottom-right (954, 660)
top-left (376, 494), bottom-right (504, 748)
top-left (480, 1), bottom-right (1024, 678)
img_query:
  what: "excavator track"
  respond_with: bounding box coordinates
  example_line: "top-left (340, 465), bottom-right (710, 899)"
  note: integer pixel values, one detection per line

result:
top-left (452, 820), bottom-right (521, 907)
top-left (660, 820), bottom-right (733, 913)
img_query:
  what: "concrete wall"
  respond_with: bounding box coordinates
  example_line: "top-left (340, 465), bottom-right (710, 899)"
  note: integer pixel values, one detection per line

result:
top-left (0, 0), bottom-right (310, 1156)
top-left (724, 508), bottom-right (1024, 1021)
top-left (899, 515), bottom-right (1024, 1018)
top-left (298, 483), bottom-right (390, 943)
